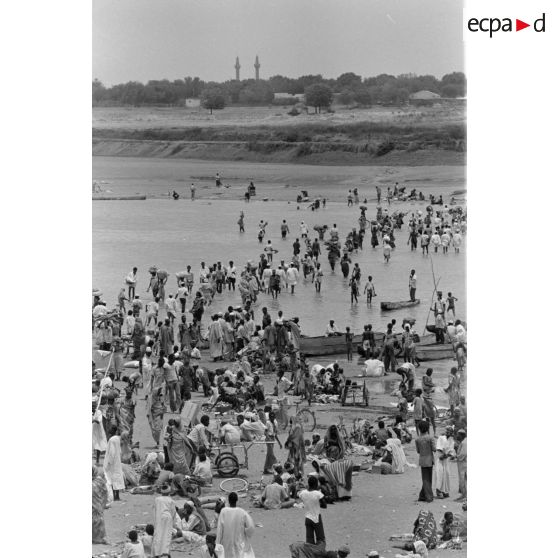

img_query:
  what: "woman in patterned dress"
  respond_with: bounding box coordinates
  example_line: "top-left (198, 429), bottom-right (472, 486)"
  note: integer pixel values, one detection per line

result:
top-left (118, 387), bottom-right (136, 442)
top-left (92, 466), bottom-right (108, 544)
top-left (168, 418), bottom-right (197, 474)
top-left (147, 389), bottom-right (165, 446)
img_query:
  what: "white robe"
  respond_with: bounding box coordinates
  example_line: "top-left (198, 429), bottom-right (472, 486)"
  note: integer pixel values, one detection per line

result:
top-left (103, 435), bottom-right (125, 490)
top-left (216, 507), bottom-right (255, 558)
top-left (286, 267), bottom-right (299, 287)
top-left (152, 495), bottom-right (176, 557)
top-left (92, 409), bottom-right (107, 452)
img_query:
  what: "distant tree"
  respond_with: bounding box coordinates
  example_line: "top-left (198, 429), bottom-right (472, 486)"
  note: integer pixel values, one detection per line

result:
top-left (336, 72), bottom-right (362, 90)
top-left (353, 87), bottom-right (372, 106)
top-left (201, 86), bottom-right (226, 114)
top-left (239, 81), bottom-right (274, 104)
top-left (364, 73), bottom-right (396, 87)
top-left (268, 74), bottom-right (295, 93)
top-left (293, 74), bottom-right (324, 94)
top-left (441, 72), bottom-right (466, 85)
top-left (440, 84), bottom-right (463, 98)
top-left (222, 79), bottom-right (244, 103)
top-left (380, 83), bottom-right (409, 105)
top-left (441, 72), bottom-right (466, 96)
top-left (305, 83), bottom-right (334, 113)
top-left (92, 79), bottom-right (106, 104)
top-left (338, 88), bottom-right (355, 106)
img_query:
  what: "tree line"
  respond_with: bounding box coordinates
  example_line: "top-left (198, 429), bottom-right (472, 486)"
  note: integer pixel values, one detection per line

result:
top-left (92, 71), bottom-right (465, 112)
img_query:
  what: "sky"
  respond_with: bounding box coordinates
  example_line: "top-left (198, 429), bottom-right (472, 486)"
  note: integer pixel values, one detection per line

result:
top-left (93, 0), bottom-right (464, 86)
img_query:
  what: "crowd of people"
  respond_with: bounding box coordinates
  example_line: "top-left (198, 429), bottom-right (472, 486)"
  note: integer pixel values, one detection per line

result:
top-left (93, 186), bottom-right (467, 557)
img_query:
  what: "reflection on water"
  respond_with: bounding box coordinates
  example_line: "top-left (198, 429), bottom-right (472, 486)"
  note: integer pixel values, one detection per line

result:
top-left (93, 199), bottom-right (466, 336)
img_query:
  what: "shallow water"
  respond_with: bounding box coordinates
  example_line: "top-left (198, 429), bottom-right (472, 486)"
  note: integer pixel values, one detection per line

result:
top-left (93, 197), bottom-right (466, 336)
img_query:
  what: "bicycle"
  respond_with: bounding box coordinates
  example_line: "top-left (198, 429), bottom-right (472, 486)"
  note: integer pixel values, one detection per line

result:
top-left (276, 397), bottom-right (316, 432)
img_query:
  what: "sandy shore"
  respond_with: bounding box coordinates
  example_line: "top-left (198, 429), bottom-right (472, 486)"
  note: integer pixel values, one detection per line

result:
top-left (93, 156), bottom-right (465, 203)
top-left (92, 352), bottom-right (466, 558)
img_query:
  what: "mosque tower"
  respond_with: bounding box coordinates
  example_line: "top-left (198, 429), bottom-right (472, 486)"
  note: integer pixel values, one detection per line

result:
top-left (254, 55), bottom-right (260, 81)
top-left (235, 57), bottom-right (241, 81)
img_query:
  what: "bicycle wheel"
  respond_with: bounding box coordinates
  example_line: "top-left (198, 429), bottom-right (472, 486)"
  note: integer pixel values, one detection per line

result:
top-left (296, 408), bottom-right (316, 432)
top-left (215, 452), bottom-right (240, 478)
top-left (219, 477), bottom-right (248, 493)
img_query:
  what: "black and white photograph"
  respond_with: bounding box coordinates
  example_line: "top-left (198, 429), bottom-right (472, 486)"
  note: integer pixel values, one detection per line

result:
top-left (91, 1), bottom-right (467, 557)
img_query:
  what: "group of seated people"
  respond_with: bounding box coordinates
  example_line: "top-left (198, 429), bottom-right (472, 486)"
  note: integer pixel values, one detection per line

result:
top-left (207, 366), bottom-right (266, 411)
top-left (391, 508), bottom-right (467, 556)
top-left (309, 362), bottom-right (346, 396)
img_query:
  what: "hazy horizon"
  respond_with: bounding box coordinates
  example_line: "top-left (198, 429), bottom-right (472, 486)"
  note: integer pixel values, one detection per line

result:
top-left (93, 0), bottom-right (464, 86)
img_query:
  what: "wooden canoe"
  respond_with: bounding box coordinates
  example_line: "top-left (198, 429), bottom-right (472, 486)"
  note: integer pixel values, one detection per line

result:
top-left (415, 345), bottom-right (455, 361)
top-left (93, 195), bottom-right (146, 201)
top-left (381, 300), bottom-right (420, 311)
top-left (299, 332), bottom-right (437, 357)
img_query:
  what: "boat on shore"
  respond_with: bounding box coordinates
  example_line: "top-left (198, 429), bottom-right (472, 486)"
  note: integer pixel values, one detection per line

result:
top-left (299, 331), bottom-right (437, 357)
top-left (415, 344), bottom-right (455, 361)
top-left (380, 300), bottom-right (420, 311)
top-left (93, 194), bottom-right (147, 201)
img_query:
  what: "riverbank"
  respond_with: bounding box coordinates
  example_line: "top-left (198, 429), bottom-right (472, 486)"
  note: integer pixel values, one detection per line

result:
top-left (93, 105), bottom-right (466, 166)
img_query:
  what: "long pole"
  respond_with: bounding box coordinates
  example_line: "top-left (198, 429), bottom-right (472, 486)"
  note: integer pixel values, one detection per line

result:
top-left (423, 276), bottom-right (441, 335)
top-left (422, 256), bottom-right (440, 335)
top-left (95, 348), bottom-right (115, 413)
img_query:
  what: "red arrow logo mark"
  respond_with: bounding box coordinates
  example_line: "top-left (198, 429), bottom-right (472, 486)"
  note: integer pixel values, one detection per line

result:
top-left (516, 19), bottom-right (530, 31)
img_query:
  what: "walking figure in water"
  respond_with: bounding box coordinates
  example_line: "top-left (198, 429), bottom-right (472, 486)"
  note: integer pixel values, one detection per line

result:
top-left (350, 276), bottom-right (359, 304)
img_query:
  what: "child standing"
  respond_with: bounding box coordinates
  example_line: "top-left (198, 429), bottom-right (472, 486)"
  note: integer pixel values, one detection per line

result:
top-left (446, 292), bottom-right (458, 318)
top-left (299, 475), bottom-right (326, 545)
top-left (140, 525), bottom-right (154, 556)
top-left (363, 275), bottom-right (376, 305)
top-left (350, 277), bottom-right (359, 304)
top-left (121, 530), bottom-right (145, 558)
top-left (345, 327), bottom-right (354, 361)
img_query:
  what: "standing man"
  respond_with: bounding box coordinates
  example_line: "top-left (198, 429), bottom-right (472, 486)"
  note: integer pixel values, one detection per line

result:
top-left (409, 270), bottom-right (417, 302)
top-left (455, 429), bottom-right (467, 501)
top-left (415, 420), bottom-right (436, 503)
top-left (216, 492), bottom-right (255, 558)
top-left (190, 183), bottom-right (196, 200)
top-left (165, 354), bottom-right (182, 413)
top-left (165, 294), bottom-right (178, 325)
top-left (126, 267), bottom-right (138, 300)
top-left (226, 261), bottom-right (237, 291)
top-left (293, 238), bottom-right (301, 257)
top-left (281, 220), bottom-right (290, 239)
top-left (176, 282), bottom-right (188, 315)
top-left (376, 185), bottom-right (381, 204)
top-left (286, 263), bottom-right (299, 294)
top-left (117, 287), bottom-right (128, 315)
top-left (413, 388), bottom-right (424, 433)
top-left (160, 318), bottom-right (174, 357)
top-left (363, 276), bottom-right (376, 306)
top-left (145, 298), bottom-right (159, 329)
top-left (432, 292), bottom-right (446, 344)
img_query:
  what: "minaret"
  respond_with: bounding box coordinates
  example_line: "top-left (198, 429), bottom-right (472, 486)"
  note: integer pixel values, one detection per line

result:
top-left (254, 55), bottom-right (260, 81)
top-left (235, 57), bottom-right (241, 81)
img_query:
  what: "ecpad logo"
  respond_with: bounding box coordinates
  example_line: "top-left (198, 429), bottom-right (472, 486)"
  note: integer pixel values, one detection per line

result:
top-left (468, 13), bottom-right (545, 37)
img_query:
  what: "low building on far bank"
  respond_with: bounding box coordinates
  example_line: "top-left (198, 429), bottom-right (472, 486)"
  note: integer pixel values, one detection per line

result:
top-left (273, 92), bottom-right (305, 103)
top-left (409, 90), bottom-right (441, 106)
